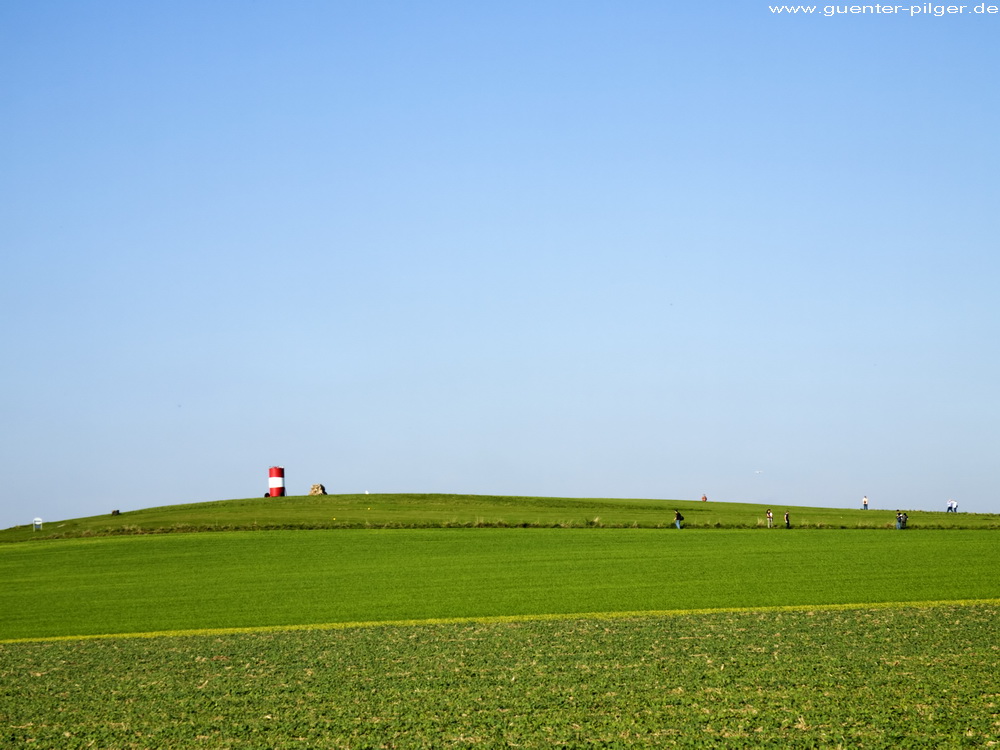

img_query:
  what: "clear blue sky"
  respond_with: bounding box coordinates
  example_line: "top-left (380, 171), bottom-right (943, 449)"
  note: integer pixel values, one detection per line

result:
top-left (3, 1), bottom-right (998, 529)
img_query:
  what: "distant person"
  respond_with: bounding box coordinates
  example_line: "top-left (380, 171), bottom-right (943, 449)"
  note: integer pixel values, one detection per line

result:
top-left (784, 511), bottom-right (790, 529)
top-left (863, 496), bottom-right (869, 510)
top-left (895, 511), bottom-right (902, 530)
top-left (766, 509), bottom-right (773, 528)
top-left (701, 494), bottom-right (708, 502)
top-left (901, 512), bottom-right (908, 529)
top-left (674, 510), bottom-right (684, 529)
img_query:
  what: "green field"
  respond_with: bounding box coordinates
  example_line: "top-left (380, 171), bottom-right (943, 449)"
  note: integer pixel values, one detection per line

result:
top-left (2, 495), bottom-right (999, 747)
top-left (2, 605), bottom-right (998, 747)
top-left (2, 529), bottom-right (998, 641)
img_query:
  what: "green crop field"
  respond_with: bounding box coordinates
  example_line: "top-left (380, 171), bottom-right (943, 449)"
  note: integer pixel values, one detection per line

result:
top-left (2, 604), bottom-right (998, 747)
top-left (2, 495), bottom-right (999, 747)
top-left (1, 528), bottom-right (999, 641)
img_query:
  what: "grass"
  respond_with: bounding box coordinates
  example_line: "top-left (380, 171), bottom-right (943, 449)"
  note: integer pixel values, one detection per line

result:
top-left (2, 493), bottom-right (998, 542)
top-left (2, 494), bottom-right (998, 747)
top-left (2, 604), bottom-right (998, 748)
top-left (2, 528), bottom-right (998, 641)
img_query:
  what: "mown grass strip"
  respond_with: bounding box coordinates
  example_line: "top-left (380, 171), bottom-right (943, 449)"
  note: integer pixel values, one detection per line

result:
top-left (5, 596), bottom-right (1000, 645)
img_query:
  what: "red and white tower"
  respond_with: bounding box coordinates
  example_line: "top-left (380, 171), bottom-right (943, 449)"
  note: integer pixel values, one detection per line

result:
top-left (268, 466), bottom-right (285, 497)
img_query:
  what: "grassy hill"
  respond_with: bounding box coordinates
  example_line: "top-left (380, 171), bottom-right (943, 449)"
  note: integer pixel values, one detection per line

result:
top-left (3, 492), bottom-right (997, 542)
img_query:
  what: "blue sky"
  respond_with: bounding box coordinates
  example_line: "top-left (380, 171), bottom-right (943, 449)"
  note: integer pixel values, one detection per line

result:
top-left (3, 1), bottom-right (998, 529)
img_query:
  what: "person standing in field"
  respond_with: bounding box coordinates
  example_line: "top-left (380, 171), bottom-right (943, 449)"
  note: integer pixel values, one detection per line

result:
top-left (784, 511), bottom-right (790, 529)
top-left (863, 496), bottom-right (869, 510)
top-left (766, 509), bottom-right (773, 528)
top-left (674, 510), bottom-right (683, 529)
top-left (895, 511), bottom-right (902, 530)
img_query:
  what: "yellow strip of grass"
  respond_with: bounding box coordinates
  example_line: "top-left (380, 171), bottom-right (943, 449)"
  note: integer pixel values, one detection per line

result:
top-left (5, 597), bottom-right (999, 645)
